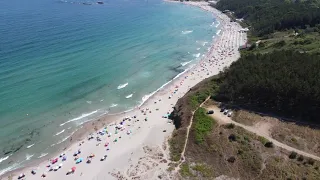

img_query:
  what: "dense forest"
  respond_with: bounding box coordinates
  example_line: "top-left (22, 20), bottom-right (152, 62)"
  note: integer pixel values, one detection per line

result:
top-left (215, 0), bottom-right (320, 35)
top-left (214, 50), bottom-right (320, 123)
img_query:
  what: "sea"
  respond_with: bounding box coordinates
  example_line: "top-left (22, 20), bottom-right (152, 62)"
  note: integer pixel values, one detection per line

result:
top-left (0, 0), bottom-right (218, 175)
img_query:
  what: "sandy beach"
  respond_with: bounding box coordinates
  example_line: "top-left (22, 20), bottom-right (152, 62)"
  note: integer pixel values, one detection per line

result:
top-left (1, 1), bottom-right (247, 180)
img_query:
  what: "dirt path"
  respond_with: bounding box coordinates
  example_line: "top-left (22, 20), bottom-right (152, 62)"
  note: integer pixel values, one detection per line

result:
top-left (174, 97), bottom-right (211, 173)
top-left (206, 105), bottom-right (320, 161)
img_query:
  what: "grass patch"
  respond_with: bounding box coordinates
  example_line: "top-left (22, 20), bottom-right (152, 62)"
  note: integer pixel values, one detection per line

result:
top-left (191, 164), bottom-right (213, 177)
top-left (258, 136), bottom-right (269, 146)
top-left (194, 107), bottom-right (215, 144)
top-left (180, 163), bottom-right (193, 177)
top-left (169, 129), bottom-right (187, 162)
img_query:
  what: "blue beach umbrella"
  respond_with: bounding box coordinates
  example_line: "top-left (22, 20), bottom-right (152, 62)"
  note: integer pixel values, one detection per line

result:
top-left (76, 158), bottom-right (83, 164)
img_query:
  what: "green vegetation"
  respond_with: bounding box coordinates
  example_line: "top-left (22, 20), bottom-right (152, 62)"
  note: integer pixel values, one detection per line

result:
top-left (180, 163), bottom-right (193, 177)
top-left (258, 136), bottom-right (269, 146)
top-left (289, 151), bottom-right (298, 159)
top-left (169, 130), bottom-right (187, 162)
top-left (215, 0), bottom-right (320, 36)
top-left (191, 164), bottom-right (213, 177)
top-left (298, 155), bottom-right (305, 162)
top-left (243, 31), bottom-right (320, 54)
top-left (193, 108), bottom-right (215, 144)
top-left (168, 78), bottom-right (220, 161)
top-left (264, 141), bottom-right (274, 148)
top-left (215, 50), bottom-right (320, 123)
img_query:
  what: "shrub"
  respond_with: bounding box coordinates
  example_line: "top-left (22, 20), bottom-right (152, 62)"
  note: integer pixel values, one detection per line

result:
top-left (228, 134), bottom-right (237, 141)
top-left (264, 141), bottom-right (274, 148)
top-left (226, 123), bottom-right (235, 129)
top-left (289, 151), bottom-right (298, 159)
top-left (307, 158), bottom-right (315, 166)
top-left (274, 40), bottom-right (286, 47)
top-left (258, 136), bottom-right (268, 145)
top-left (227, 156), bottom-right (236, 163)
top-left (297, 155), bottom-right (304, 162)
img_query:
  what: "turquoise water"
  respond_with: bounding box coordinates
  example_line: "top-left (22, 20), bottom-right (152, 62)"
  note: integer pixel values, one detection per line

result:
top-left (0, 0), bottom-right (217, 174)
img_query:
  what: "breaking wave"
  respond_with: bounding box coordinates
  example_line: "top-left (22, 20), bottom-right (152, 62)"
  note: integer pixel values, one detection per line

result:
top-left (55, 129), bottom-right (65, 136)
top-left (117, 83), bottom-right (128, 89)
top-left (26, 144), bottom-right (35, 149)
top-left (181, 30), bottom-right (193, 35)
top-left (25, 154), bottom-right (34, 161)
top-left (193, 53), bottom-right (201, 58)
top-left (125, 94), bottom-right (133, 99)
top-left (181, 61), bottom-right (192, 66)
top-left (60, 110), bottom-right (98, 126)
top-left (0, 155), bottom-right (10, 164)
top-left (110, 104), bottom-right (118, 107)
top-left (38, 153), bottom-right (48, 158)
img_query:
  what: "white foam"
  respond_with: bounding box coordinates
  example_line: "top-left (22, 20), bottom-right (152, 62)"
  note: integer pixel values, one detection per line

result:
top-left (86, 101), bottom-right (92, 104)
top-left (117, 83), bottom-right (128, 89)
top-left (138, 64), bottom-right (195, 107)
top-left (26, 144), bottom-right (35, 149)
top-left (126, 94), bottom-right (133, 99)
top-left (60, 110), bottom-right (98, 126)
top-left (216, 29), bottom-right (221, 35)
top-left (56, 130), bottom-right (77, 145)
top-left (181, 61), bottom-right (192, 67)
top-left (197, 48), bottom-right (200, 50)
top-left (38, 153), bottom-right (48, 158)
top-left (26, 154), bottom-right (34, 161)
top-left (202, 42), bottom-right (208, 46)
top-left (0, 163), bottom-right (21, 176)
top-left (210, 22), bottom-right (215, 27)
top-left (50, 143), bottom-right (55, 147)
top-left (181, 30), bottom-right (193, 35)
top-left (55, 129), bottom-right (65, 136)
top-left (110, 104), bottom-right (118, 108)
top-left (215, 21), bottom-right (220, 28)
top-left (0, 155), bottom-right (10, 164)
top-left (193, 53), bottom-right (201, 58)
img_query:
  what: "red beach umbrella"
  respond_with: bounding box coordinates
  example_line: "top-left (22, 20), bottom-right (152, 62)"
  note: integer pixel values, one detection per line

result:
top-left (71, 167), bottom-right (76, 172)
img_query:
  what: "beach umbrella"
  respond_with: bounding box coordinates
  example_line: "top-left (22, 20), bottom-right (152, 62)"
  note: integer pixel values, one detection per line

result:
top-left (76, 158), bottom-right (83, 164)
top-left (54, 166), bottom-right (59, 171)
top-left (31, 169), bottom-right (36, 175)
top-left (71, 167), bottom-right (76, 171)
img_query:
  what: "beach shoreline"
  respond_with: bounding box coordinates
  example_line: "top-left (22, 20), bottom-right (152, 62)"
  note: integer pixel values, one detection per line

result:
top-left (1, 1), bottom-right (247, 179)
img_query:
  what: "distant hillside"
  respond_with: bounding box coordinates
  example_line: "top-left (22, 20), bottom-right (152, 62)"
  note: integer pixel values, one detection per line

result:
top-left (215, 0), bottom-right (320, 35)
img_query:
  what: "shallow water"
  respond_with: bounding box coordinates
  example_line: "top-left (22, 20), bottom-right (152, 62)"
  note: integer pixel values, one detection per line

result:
top-left (0, 0), bottom-right (217, 174)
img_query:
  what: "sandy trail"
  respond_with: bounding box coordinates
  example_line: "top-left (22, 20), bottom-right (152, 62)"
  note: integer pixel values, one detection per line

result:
top-left (173, 96), bottom-right (211, 173)
top-left (206, 105), bottom-right (320, 161)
